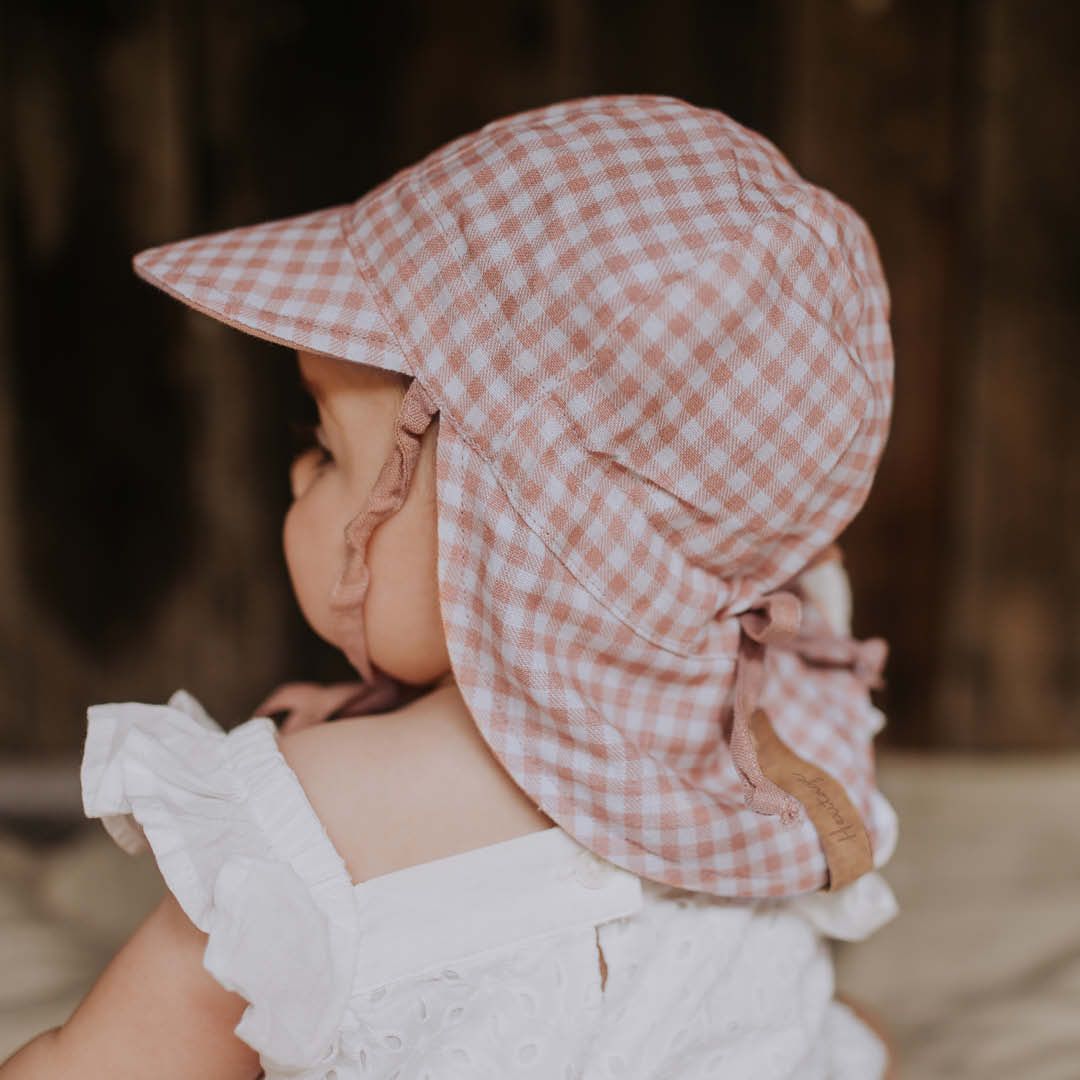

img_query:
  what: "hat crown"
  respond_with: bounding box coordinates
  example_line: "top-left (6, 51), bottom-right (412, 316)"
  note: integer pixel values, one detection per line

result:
top-left (347, 95), bottom-right (893, 652)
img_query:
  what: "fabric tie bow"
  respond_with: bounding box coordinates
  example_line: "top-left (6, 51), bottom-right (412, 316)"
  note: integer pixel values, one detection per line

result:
top-left (728, 586), bottom-right (888, 825)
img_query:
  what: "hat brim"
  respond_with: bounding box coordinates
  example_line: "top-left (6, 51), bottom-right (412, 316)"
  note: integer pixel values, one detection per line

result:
top-left (133, 205), bottom-right (411, 374)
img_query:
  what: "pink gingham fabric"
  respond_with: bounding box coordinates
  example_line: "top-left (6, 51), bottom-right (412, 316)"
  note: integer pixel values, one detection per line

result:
top-left (133, 95), bottom-right (896, 897)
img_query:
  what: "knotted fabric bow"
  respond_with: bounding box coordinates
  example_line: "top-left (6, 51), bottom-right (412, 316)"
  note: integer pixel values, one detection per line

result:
top-left (727, 585), bottom-right (889, 825)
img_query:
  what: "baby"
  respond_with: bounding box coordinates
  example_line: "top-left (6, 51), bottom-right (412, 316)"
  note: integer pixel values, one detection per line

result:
top-left (2, 95), bottom-right (899, 1078)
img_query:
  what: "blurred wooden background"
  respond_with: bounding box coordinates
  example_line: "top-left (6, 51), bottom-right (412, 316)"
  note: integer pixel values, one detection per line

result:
top-left (0, 0), bottom-right (1076, 756)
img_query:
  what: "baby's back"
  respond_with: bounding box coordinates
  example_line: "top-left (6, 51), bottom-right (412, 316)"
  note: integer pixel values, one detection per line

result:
top-left (278, 680), bottom-right (556, 883)
top-left (82, 684), bottom-right (891, 1078)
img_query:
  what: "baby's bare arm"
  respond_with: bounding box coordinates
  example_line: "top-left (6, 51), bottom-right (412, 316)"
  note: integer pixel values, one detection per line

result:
top-left (0, 681), bottom-right (539, 1079)
top-left (0, 891), bottom-right (261, 1080)
top-left (0, 1028), bottom-right (59, 1076)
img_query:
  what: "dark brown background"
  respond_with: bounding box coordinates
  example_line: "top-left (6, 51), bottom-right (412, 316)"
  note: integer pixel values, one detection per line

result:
top-left (1, 0), bottom-right (1076, 757)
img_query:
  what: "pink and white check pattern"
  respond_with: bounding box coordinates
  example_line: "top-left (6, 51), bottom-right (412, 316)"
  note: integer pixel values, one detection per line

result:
top-left (133, 95), bottom-right (896, 896)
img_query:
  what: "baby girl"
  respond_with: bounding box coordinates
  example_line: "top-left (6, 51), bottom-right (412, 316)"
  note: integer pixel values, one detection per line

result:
top-left (3, 94), bottom-right (899, 1078)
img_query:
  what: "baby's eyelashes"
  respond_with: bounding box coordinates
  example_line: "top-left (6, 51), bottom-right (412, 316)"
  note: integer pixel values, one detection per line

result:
top-left (289, 421), bottom-right (334, 466)
top-left (287, 423), bottom-right (337, 501)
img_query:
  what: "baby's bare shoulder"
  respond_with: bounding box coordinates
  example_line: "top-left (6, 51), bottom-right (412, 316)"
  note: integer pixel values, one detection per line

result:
top-left (277, 682), bottom-right (555, 884)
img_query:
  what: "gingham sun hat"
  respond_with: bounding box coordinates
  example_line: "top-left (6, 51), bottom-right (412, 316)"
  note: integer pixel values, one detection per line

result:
top-left (132, 94), bottom-right (896, 897)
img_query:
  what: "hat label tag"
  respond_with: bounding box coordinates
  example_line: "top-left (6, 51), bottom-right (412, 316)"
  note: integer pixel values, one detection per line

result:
top-left (749, 708), bottom-right (874, 892)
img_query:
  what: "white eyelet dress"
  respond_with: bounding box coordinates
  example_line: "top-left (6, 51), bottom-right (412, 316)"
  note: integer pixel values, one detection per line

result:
top-left (81, 690), bottom-right (898, 1080)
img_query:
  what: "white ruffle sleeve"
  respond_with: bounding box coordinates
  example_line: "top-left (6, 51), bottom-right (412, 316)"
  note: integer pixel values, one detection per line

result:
top-left (80, 690), bottom-right (358, 1078)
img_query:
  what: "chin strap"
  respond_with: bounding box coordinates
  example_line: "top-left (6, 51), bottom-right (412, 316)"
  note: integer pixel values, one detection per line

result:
top-left (254, 376), bottom-right (442, 735)
top-left (328, 376), bottom-right (440, 685)
top-left (727, 580), bottom-right (889, 825)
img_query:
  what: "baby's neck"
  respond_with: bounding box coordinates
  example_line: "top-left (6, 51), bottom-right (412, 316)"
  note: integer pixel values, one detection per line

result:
top-left (391, 669), bottom-right (456, 714)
